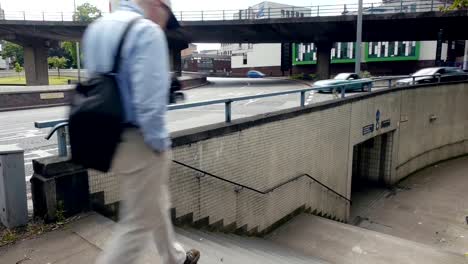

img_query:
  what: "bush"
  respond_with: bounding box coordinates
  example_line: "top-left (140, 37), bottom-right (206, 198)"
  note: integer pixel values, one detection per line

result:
top-left (290, 73), bottom-right (317, 81)
top-left (290, 73), bottom-right (305, 80)
top-left (361, 71), bottom-right (372, 78)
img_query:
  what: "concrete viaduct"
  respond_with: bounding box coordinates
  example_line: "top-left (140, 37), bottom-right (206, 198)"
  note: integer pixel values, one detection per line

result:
top-left (0, 10), bottom-right (467, 85)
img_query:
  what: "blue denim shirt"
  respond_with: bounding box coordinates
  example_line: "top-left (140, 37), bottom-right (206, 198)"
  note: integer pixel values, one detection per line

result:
top-left (83, 1), bottom-right (171, 151)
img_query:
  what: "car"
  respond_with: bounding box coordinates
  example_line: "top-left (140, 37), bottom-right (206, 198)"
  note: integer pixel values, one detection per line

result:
top-left (313, 73), bottom-right (373, 93)
top-left (247, 70), bottom-right (266, 78)
top-left (396, 67), bottom-right (468, 86)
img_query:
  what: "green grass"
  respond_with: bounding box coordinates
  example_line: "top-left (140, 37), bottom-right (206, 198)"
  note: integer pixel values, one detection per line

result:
top-left (0, 76), bottom-right (77, 85)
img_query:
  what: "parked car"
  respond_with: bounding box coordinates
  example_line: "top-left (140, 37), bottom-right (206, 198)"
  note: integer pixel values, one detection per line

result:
top-left (247, 70), bottom-right (266, 78)
top-left (313, 73), bottom-right (373, 93)
top-left (395, 67), bottom-right (468, 86)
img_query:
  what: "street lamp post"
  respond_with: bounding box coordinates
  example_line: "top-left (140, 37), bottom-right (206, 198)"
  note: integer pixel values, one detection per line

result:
top-left (355, 0), bottom-right (363, 75)
top-left (464, 40), bottom-right (468, 71)
top-left (74, 0), bottom-right (81, 82)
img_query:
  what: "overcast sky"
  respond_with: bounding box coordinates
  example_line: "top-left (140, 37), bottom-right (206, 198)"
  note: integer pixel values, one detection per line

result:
top-left (0, 0), bottom-right (380, 50)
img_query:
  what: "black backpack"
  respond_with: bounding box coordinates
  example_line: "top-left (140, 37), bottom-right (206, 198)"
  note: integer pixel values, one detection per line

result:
top-left (69, 17), bottom-right (141, 172)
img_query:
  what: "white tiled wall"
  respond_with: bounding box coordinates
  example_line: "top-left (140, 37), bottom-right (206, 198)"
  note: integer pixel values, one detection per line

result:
top-left (89, 82), bottom-right (468, 232)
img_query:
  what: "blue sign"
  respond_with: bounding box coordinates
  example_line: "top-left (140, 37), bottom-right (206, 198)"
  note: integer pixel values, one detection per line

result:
top-left (381, 119), bottom-right (391, 128)
top-left (362, 124), bottom-right (375, 135)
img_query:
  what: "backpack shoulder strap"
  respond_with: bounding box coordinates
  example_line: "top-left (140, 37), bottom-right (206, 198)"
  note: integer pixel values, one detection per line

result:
top-left (111, 17), bottom-right (142, 74)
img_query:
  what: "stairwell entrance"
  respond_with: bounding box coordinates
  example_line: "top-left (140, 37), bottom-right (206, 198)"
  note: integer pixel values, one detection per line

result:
top-left (350, 131), bottom-right (394, 222)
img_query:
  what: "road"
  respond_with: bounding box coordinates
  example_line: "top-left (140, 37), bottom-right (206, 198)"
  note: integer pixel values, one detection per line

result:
top-left (0, 77), bottom-right (360, 208)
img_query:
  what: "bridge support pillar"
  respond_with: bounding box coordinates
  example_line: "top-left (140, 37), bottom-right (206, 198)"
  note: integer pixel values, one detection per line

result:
top-left (316, 42), bottom-right (332, 80)
top-left (24, 44), bottom-right (49, 86)
top-left (170, 48), bottom-right (183, 77)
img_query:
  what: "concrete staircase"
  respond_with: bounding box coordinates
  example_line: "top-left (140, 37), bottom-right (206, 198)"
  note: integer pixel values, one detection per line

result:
top-left (268, 214), bottom-right (467, 264)
top-left (168, 171), bottom-right (349, 236)
top-left (71, 213), bottom-right (329, 264)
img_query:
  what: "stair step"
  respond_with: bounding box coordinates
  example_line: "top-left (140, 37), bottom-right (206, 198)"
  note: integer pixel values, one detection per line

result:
top-left (191, 229), bottom-right (296, 264)
top-left (268, 214), bottom-right (466, 264)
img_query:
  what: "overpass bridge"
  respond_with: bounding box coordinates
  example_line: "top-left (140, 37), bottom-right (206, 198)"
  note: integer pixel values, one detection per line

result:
top-left (1, 1), bottom-right (467, 84)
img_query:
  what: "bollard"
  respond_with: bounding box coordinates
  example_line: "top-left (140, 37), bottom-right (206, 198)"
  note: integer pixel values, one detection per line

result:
top-left (341, 86), bottom-right (346, 98)
top-left (388, 79), bottom-right (392, 89)
top-left (0, 145), bottom-right (28, 228)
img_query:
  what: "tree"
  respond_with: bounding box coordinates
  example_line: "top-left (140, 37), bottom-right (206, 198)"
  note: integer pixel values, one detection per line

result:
top-left (73, 3), bottom-right (102, 22)
top-left (48, 57), bottom-right (68, 78)
top-left (14, 62), bottom-right (23, 79)
top-left (62, 41), bottom-right (79, 68)
top-left (443, 0), bottom-right (468, 10)
top-left (1, 41), bottom-right (24, 66)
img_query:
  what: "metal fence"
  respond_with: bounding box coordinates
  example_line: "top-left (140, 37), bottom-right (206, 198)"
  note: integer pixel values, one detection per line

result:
top-left (0, 0), bottom-right (455, 22)
top-left (173, 0), bottom-right (452, 21)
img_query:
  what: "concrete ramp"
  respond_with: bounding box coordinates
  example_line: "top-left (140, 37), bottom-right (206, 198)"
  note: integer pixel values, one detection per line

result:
top-left (268, 214), bottom-right (466, 264)
top-left (71, 213), bottom-right (329, 264)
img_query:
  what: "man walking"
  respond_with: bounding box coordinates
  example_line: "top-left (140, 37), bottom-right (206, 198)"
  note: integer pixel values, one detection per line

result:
top-left (83, 0), bottom-right (200, 263)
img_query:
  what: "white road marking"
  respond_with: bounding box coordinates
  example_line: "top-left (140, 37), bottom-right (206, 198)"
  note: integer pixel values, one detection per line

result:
top-left (305, 92), bottom-right (316, 106)
top-left (23, 148), bottom-right (59, 164)
top-left (240, 82), bottom-right (251, 89)
top-left (244, 92), bottom-right (265, 106)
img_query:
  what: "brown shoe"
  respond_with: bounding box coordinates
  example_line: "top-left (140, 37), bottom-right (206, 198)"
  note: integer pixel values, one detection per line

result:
top-left (184, 249), bottom-right (200, 264)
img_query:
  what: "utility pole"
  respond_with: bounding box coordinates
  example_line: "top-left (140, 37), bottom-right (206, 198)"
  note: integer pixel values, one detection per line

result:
top-left (355, 0), bottom-right (363, 75)
top-left (74, 0), bottom-right (81, 82)
top-left (464, 40), bottom-right (468, 71)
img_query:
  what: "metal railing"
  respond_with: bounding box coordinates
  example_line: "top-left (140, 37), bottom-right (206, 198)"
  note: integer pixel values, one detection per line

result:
top-left (0, 0), bottom-right (457, 22)
top-left (0, 11), bottom-right (107, 22)
top-left (172, 160), bottom-right (352, 204)
top-left (173, 0), bottom-right (453, 21)
top-left (34, 73), bottom-right (468, 157)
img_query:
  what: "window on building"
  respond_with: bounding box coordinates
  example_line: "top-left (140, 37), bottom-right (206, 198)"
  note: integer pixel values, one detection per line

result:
top-left (301, 13), bottom-right (304, 17)
top-left (243, 53), bottom-right (248, 65)
top-left (239, 43), bottom-right (242, 48)
top-left (296, 12), bottom-right (299, 17)
top-left (281, 10), bottom-right (285, 17)
top-left (286, 10), bottom-right (290, 17)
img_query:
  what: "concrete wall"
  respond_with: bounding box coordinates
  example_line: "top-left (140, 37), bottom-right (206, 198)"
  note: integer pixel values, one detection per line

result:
top-left (89, 81), bottom-right (468, 233)
top-left (395, 83), bottom-right (468, 181)
top-left (0, 76), bottom-right (208, 112)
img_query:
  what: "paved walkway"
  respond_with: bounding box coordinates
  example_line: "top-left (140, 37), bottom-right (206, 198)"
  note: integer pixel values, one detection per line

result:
top-left (353, 155), bottom-right (468, 254)
top-left (268, 156), bottom-right (468, 264)
top-left (0, 213), bottom-right (325, 264)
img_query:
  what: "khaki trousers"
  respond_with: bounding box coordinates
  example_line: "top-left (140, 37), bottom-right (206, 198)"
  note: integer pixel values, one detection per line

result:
top-left (97, 129), bottom-right (186, 264)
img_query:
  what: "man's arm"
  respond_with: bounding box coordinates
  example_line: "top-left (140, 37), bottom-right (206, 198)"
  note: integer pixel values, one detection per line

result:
top-left (129, 23), bottom-right (171, 152)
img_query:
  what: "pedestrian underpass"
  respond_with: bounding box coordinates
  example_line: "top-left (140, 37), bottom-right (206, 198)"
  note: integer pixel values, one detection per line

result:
top-left (28, 79), bottom-right (468, 263)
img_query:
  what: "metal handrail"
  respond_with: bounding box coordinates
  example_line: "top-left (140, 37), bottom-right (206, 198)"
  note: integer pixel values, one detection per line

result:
top-left (34, 79), bottom-right (373, 131)
top-left (172, 160), bottom-right (351, 204)
top-left (34, 73), bottom-right (468, 157)
top-left (45, 122), bottom-right (68, 140)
